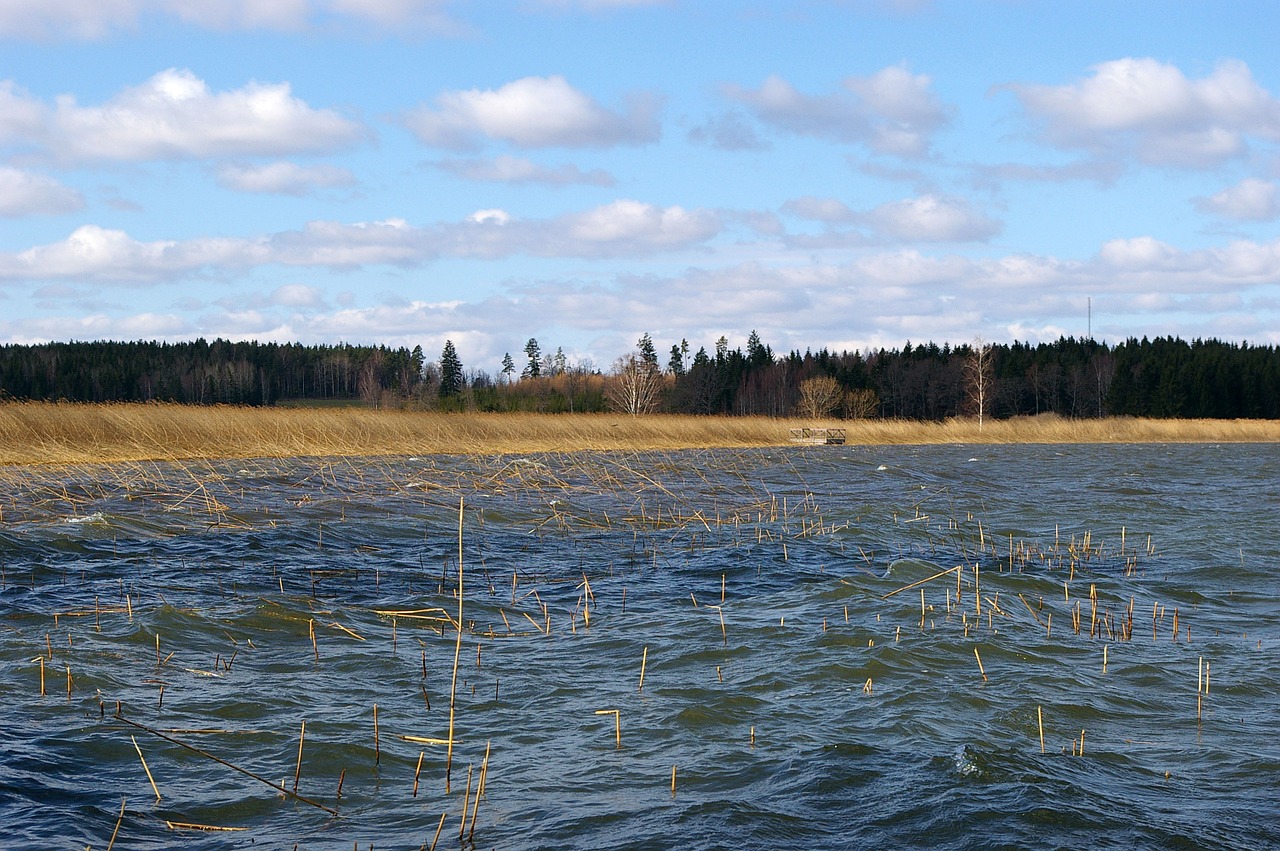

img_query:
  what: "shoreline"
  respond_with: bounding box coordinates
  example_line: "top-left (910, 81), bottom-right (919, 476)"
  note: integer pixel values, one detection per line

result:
top-left (1, 401), bottom-right (1278, 467)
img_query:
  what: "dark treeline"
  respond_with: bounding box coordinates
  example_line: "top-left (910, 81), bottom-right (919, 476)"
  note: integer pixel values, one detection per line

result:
top-left (2, 334), bottom-right (1278, 419)
top-left (0, 339), bottom-right (426, 406)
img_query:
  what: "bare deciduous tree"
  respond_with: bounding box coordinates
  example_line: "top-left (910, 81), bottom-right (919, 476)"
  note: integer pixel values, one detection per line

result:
top-left (842, 387), bottom-right (879, 419)
top-left (796, 375), bottom-right (842, 419)
top-left (606, 353), bottom-right (662, 415)
top-left (963, 337), bottom-right (994, 428)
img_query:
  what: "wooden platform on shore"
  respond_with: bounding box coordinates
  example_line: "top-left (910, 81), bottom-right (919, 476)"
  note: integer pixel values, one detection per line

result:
top-left (789, 427), bottom-right (846, 445)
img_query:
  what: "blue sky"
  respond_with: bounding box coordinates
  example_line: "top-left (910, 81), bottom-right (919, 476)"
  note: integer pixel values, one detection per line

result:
top-left (2, 1), bottom-right (1279, 374)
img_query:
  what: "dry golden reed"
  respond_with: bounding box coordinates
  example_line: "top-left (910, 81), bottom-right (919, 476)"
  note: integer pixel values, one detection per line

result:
top-left (1, 402), bottom-right (1278, 466)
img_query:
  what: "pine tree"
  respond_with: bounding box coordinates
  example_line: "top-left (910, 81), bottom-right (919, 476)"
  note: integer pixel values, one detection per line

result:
top-left (439, 340), bottom-right (463, 398)
top-left (522, 338), bottom-right (541, 378)
top-left (501, 352), bottom-right (515, 383)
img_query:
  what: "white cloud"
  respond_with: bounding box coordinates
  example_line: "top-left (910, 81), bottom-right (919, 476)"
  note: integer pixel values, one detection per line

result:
top-left (267, 283), bottom-right (326, 307)
top-left (1, 224), bottom-right (264, 282)
top-left (216, 161), bottom-right (356, 195)
top-left (0, 201), bottom-right (721, 282)
top-left (863, 195), bottom-right (1001, 243)
top-left (559, 200), bottom-right (716, 248)
top-left (0, 167), bottom-right (83, 215)
top-left (781, 194), bottom-right (1000, 245)
top-left (404, 75), bottom-right (660, 150)
top-left (724, 64), bottom-right (950, 157)
top-left (0, 80), bottom-right (45, 140)
top-left (1009, 58), bottom-right (1280, 167)
top-left (435, 155), bottom-right (614, 185)
top-left (1195, 178), bottom-right (1280, 221)
top-left (3, 69), bottom-right (364, 163)
top-left (0, 0), bottom-right (143, 39)
top-left (0, 0), bottom-right (460, 39)
top-left (468, 209), bottom-right (510, 225)
top-left (782, 196), bottom-right (855, 222)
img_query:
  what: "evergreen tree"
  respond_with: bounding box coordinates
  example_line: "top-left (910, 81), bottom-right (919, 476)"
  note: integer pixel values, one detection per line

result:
top-left (439, 340), bottom-right (464, 398)
top-left (501, 352), bottom-right (515, 383)
top-left (523, 338), bottom-right (542, 378)
top-left (667, 344), bottom-right (685, 376)
top-left (637, 333), bottom-right (659, 372)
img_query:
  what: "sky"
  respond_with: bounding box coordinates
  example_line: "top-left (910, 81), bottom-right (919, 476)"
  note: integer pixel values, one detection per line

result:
top-left (2, 1), bottom-right (1280, 374)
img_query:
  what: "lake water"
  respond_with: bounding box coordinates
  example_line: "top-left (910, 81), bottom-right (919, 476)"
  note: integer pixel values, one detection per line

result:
top-left (1, 444), bottom-right (1278, 849)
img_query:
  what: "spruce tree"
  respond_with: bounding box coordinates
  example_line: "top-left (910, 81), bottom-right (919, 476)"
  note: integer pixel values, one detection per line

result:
top-left (439, 340), bottom-right (463, 398)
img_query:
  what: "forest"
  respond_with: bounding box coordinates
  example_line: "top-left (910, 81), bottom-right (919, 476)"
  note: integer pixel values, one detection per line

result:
top-left (1, 333), bottom-right (1277, 420)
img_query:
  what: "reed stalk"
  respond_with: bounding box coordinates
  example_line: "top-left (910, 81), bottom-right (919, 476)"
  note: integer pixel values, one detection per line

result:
top-left (458, 764), bottom-right (473, 839)
top-left (413, 751), bottom-right (425, 797)
top-left (131, 735), bottom-right (162, 803)
top-left (638, 646), bottom-right (648, 693)
top-left (292, 721), bottom-right (306, 794)
top-left (445, 497), bottom-right (464, 792)
top-left (595, 709), bottom-right (621, 748)
top-left (468, 762), bottom-right (484, 842)
top-left (1037, 706), bottom-right (1044, 754)
top-left (105, 798), bottom-right (126, 851)
top-left (974, 647), bottom-right (987, 682)
top-left (115, 714), bottom-right (337, 815)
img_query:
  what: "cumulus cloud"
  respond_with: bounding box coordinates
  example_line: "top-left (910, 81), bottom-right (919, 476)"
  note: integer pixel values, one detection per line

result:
top-left (781, 194), bottom-right (1000, 245)
top-left (216, 161), bottom-right (356, 195)
top-left (2, 69), bottom-right (364, 163)
top-left (1195, 178), bottom-right (1280, 221)
top-left (1008, 57), bottom-right (1280, 168)
top-left (863, 194), bottom-right (1001, 242)
top-left (724, 64), bottom-right (950, 157)
top-left (435, 155), bottom-right (614, 185)
top-left (0, 224), bottom-right (265, 282)
top-left (0, 167), bottom-right (83, 215)
top-left (404, 75), bottom-right (660, 150)
top-left (0, 200), bottom-right (721, 283)
top-left (267, 283), bottom-right (326, 307)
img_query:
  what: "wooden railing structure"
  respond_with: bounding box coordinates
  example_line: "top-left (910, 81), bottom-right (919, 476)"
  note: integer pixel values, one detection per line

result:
top-left (788, 427), bottom-right (846, 445)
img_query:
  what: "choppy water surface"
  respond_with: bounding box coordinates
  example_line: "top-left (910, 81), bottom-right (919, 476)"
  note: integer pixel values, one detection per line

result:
top-left (1, 444), bottom-right (1278, 849)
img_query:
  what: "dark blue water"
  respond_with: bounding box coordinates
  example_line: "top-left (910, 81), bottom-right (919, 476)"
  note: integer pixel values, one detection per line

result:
top-left (1, 444), bottom-right (1278, 849)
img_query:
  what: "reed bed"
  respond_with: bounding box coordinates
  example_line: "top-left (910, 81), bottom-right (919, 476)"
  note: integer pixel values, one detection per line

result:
top-left (1, 401), bottom-right (1278, 466)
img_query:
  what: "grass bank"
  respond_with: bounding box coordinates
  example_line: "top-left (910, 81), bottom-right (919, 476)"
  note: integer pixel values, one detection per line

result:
top-left (1, 401), bottom-right (1278, 466)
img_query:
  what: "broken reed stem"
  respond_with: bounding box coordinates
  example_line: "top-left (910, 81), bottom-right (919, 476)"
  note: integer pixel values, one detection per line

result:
top-left (638, 646), bottom-right (648, 693)
top-left (105, 797), bottom-right (126, 851)
top-left (115, 714), bottom-right (337, 815)
top-left (467, 762), bottom-right (484, 842)
top-left (292, 720), bottom-right (306, 794)
top-left (1037, 706), bottom-right (1045, 754)
top-left (131, 735), bottom-right (162, 803)
top-left (373, 703), bottom-right (380, 766)
top-left (595, 709), bottom-right (621, 747)
top-left (445, 496), bottom-right (464, 792)
top-left (428, 813), bottom-right (447, 851)
top-left (974, 647), bottom-right (987, 682)
top-left (412, 751), bottom-right (425, 797)
top-left (670, 765), bottom-right (677, 797)
top-left (880, 564), bottom-right (962, 599)
top-left (458, 764), bottom-right (473, 839)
